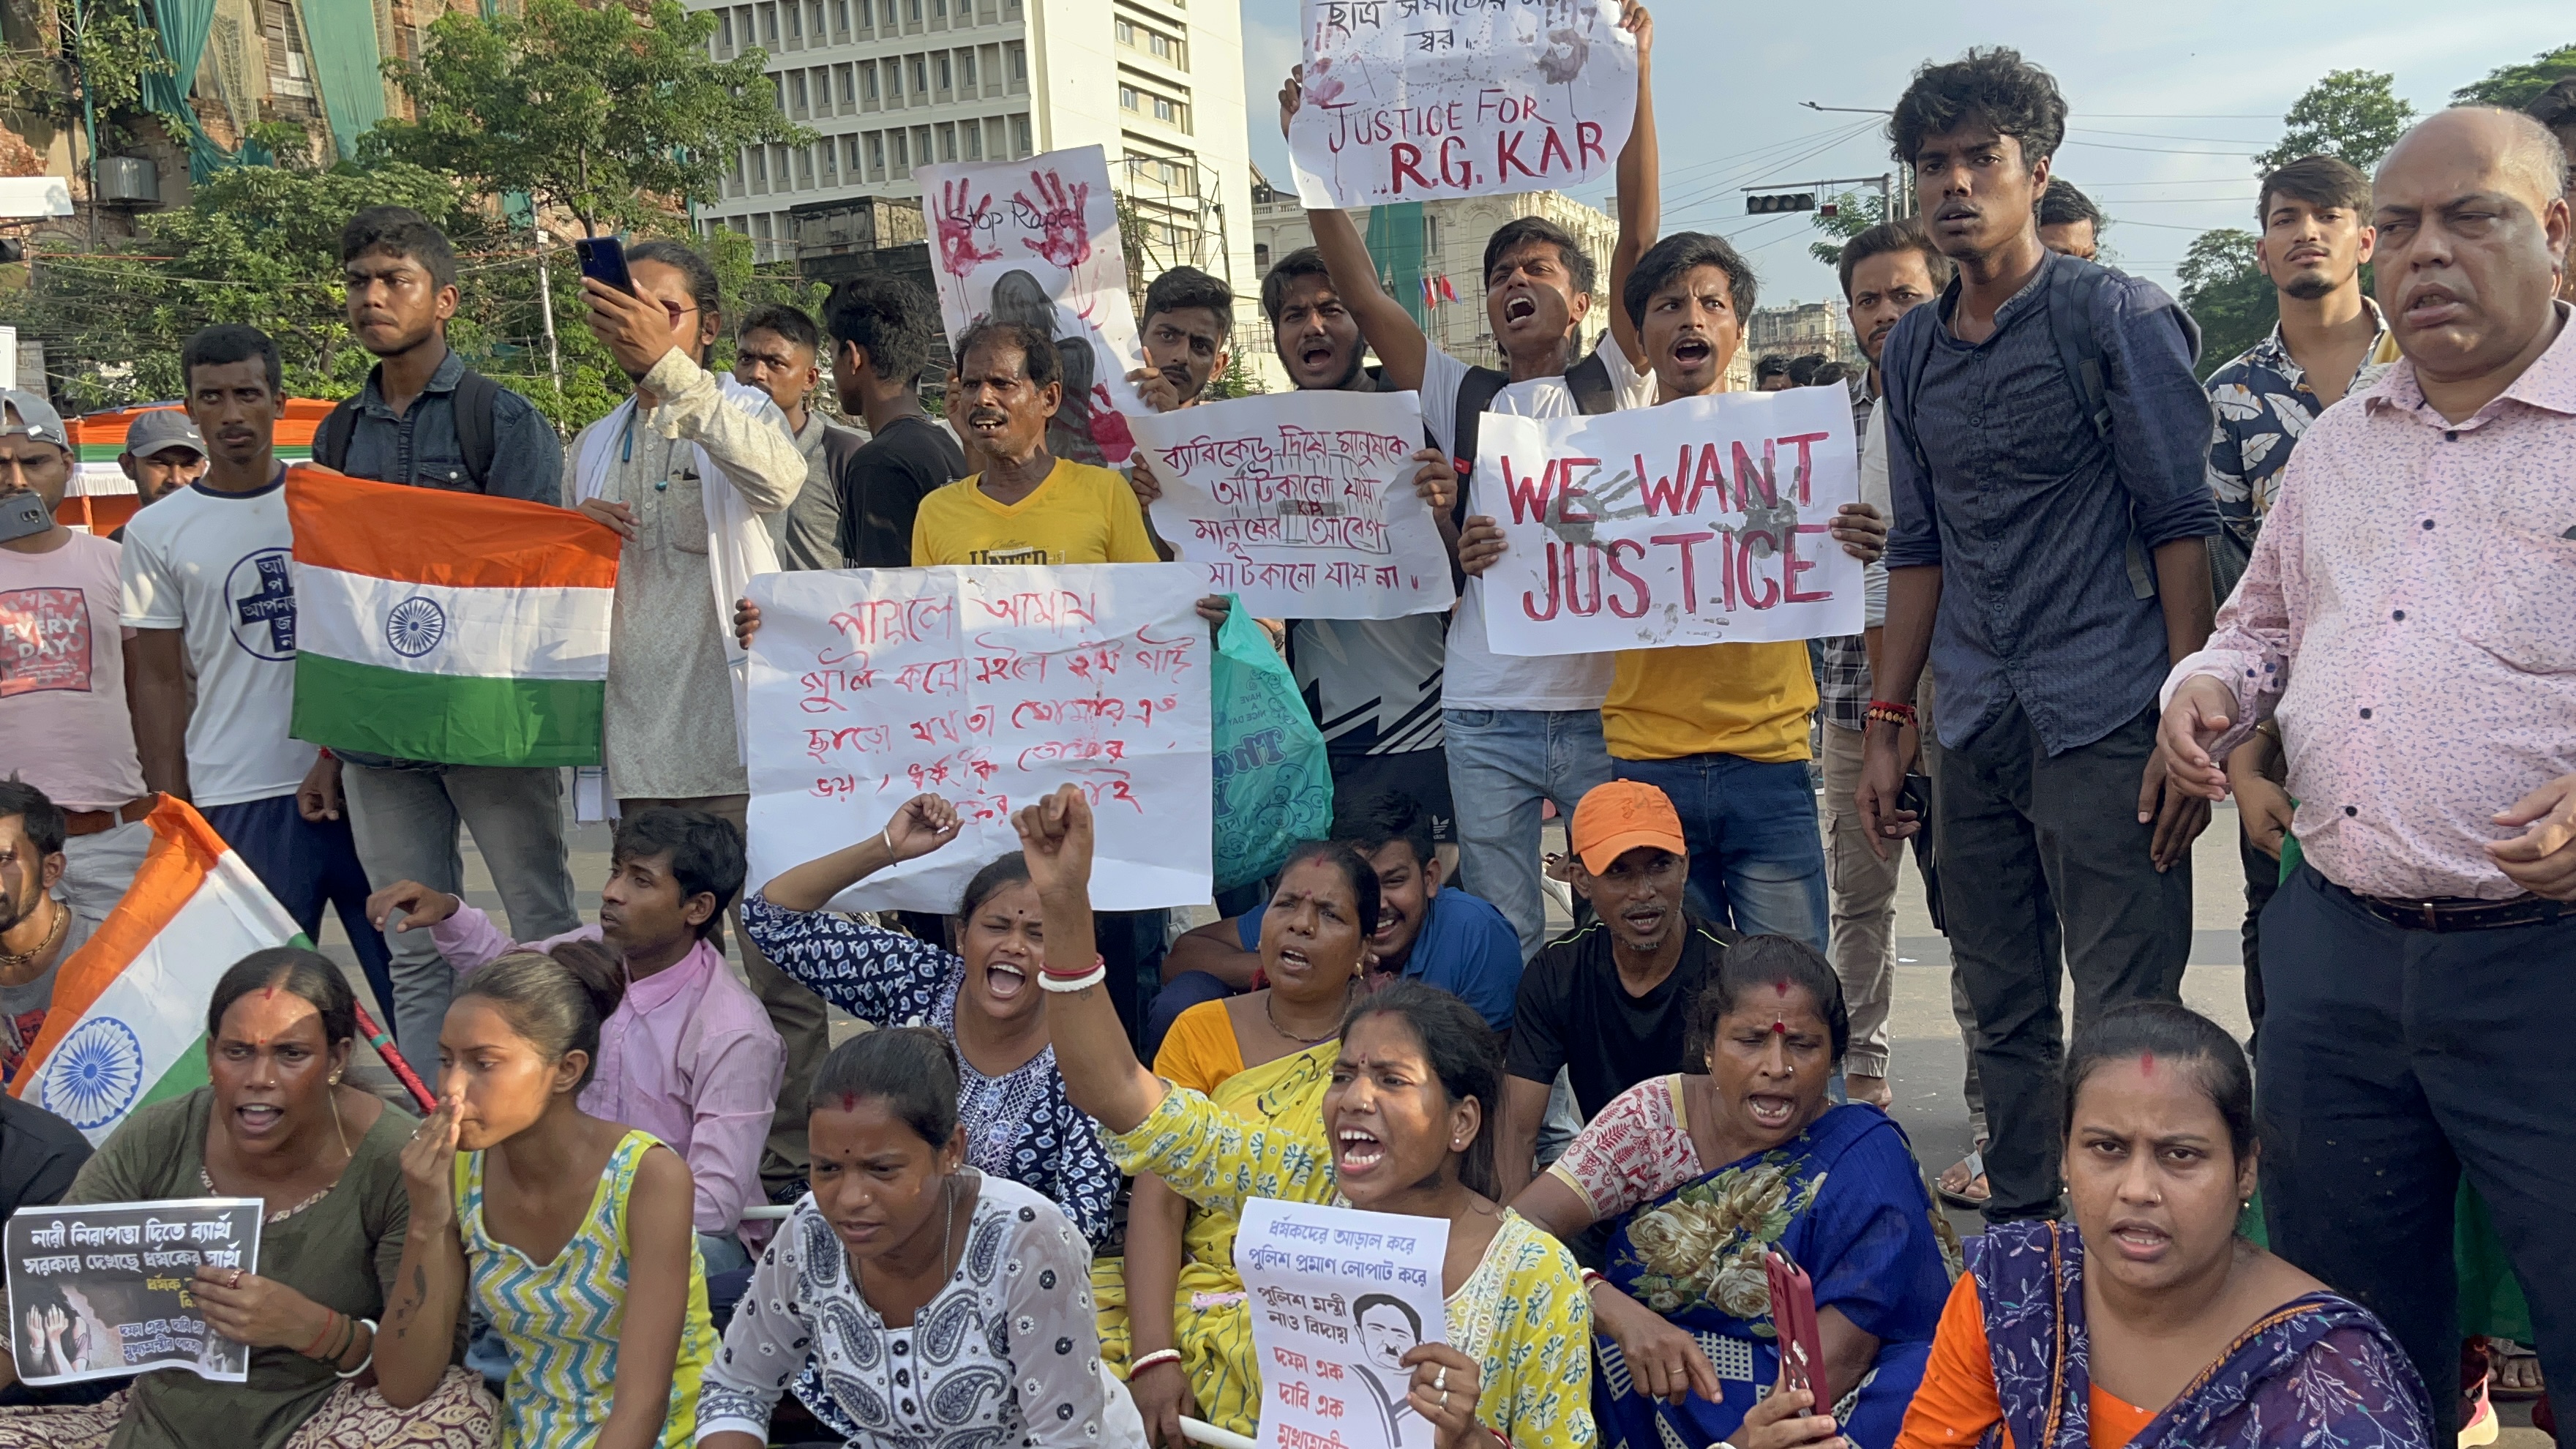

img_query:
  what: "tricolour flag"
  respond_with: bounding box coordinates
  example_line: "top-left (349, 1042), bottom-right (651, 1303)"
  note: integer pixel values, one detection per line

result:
top-left (285, 465), bottom-right (620, 766)
top-left (10, 798), bottom-right (302, 1143)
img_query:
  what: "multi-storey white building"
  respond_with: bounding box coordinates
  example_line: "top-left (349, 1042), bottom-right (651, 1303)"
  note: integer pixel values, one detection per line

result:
top-left (691, 0), bottom-right (1254, 304)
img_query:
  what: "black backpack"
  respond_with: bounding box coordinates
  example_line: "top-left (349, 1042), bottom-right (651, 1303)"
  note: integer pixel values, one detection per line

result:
top-left (1892, 254), bottom-right (2201, 599)
top-left (1446, 347), bottom-right (1617, 528)
top-left (316, 367), bottom-right (503, 490)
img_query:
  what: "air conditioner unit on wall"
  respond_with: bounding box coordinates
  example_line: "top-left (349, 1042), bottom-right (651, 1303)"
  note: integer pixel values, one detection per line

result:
top-left (97, 157), bottom-right (160, 206)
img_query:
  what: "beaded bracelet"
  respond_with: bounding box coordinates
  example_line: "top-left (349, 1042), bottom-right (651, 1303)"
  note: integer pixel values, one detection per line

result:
top-left (1864, 699), bottom-right (1918, 728)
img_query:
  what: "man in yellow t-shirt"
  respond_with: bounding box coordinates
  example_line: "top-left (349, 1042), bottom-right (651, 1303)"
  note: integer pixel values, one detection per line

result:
top-left (912, 319), bottom-right (1161, 567)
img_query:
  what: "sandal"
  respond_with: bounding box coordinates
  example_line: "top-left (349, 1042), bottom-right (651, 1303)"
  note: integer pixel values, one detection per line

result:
top-left (2487, 1338), bottom-right (2546, 1401)
top-left (2460, 1367), bottom-right (2498, 1448)
top-left (1936, 1150), bottom-right (1990, 1210)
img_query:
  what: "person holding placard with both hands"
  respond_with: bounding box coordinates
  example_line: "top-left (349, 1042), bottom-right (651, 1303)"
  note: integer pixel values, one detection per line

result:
top-left (1016, 783), bottom-right (1595, 1449)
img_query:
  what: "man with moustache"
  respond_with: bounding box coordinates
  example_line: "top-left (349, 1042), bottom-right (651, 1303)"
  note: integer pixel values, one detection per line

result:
top-left (1127, 266), bottom-right (1235, 413)
top-left (2035, 179), bottom-right (2104, 260)
top-left (732, 302), bottom-right (847, 571)
top-left (107, 409), bottom-right (206, 541)
top-left (314, 206), bottom-right (583, 1070)
top-left (819, 275), bottom-right (965, 571)
top-left (2199, 154), bottom-right (2400, 1046)
top-left (1857, 48), bottom-right (2220, 1227)
top-left (2156, 108), bottom-right (2576, 1437)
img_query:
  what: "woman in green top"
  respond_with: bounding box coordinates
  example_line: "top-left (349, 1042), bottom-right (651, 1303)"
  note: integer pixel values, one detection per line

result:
top-left (379, 947), bottom-right (716, 1449)
top-left (0, 947), bottom-right (495, 1448)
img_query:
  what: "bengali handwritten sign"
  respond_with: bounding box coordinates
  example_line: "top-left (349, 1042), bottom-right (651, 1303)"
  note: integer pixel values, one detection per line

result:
top-left (1238, 1198), bottom-right (1451, 1449)
top-left (1289, 0), bottom-right (1637, 209)
top-left (919, 146), bottom-right (1149, 468)
top-left (1134, 391), bottom-right (1455, 621)
top-left (5, 1199), bottom-right (262, 1385)
top-left (742, 564), bottom-right (1212, 913)
top-left (1470, 387), bottom-right (1863, 655)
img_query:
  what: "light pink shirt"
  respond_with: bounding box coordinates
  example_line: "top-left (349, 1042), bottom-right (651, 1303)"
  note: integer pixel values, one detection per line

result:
top-left (2166, 302), bottom-right (2576, 901)
top-left (431, 904), bottom-right (785, 1235)
top-left (1, 531), bottom-right (148, 812)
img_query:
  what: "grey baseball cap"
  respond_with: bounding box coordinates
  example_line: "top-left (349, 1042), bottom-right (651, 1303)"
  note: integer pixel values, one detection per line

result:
top-left (0, 389), bottom-right (67, 449)
top-left (121, 408), bottom-right (206, 460)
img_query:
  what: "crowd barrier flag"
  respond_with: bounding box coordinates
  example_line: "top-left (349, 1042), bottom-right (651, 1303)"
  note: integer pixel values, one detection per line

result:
top-left (285, 465), bottom-right (621, 767)
top-left (8, 798), bottom-right (302, 1143)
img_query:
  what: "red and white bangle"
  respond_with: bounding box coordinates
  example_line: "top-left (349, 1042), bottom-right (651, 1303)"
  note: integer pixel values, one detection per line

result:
top-left (1129, 1348), bottom-right (1183, 1375)
top-left (1039, 954), bottom-right (1109, 994)
top-left (1577, 1268), bottom-right (1607, 1293)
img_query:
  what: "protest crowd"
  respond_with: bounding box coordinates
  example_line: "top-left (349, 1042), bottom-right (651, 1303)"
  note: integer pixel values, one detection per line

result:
top-left (2, 4), bottom-right (2574, 1448)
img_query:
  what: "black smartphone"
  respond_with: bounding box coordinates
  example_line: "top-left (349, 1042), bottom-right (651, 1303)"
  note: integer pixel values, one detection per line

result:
top-left (0, 489), bottom-right (50, 544)
top-left (574, 236), bottom-right (634, 295)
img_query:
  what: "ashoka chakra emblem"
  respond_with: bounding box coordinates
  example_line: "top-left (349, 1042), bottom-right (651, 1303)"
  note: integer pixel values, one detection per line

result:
top-left (386, 596), bottom-right (447, 658)
top-left (42, 1017), bottom-right (146, 1131)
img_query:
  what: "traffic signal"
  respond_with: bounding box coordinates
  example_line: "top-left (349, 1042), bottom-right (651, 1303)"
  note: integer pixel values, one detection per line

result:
top-left (1745, 192), bottom-right (1818, 215)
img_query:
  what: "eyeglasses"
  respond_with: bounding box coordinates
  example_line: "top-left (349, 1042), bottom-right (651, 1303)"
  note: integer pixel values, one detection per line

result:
top-left (661, 302), bottom-right (702, 326)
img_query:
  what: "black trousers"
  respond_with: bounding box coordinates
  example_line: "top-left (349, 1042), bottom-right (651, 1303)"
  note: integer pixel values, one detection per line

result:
top-left (2259, 864), bottom-right (2576, 1446)
top-left (2239, 825), bottom-right (2278, 1045)
top-left (1935, 701), bottom-right (2193, 1222)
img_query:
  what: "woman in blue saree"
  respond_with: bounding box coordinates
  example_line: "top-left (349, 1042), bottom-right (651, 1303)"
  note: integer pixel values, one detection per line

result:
top-left (1511, 936), bottom-right (1958, 1449)
top-left (1882, 1003), bottom-right (2432, 1449)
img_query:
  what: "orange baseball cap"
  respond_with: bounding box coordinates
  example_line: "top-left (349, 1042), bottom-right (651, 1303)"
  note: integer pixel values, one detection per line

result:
top-left (1569, 781), bottom-right (1688, 875)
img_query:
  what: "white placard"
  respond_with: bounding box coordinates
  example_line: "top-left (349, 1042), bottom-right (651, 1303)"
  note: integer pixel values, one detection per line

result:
top-left (918, 146), bottom-right (1150, 469)
top-left (743, 564), bottom-right (1213, 913)
top-left (1289, 0), bottom-right (1637, 210)
top-left (1238, 1198), bottom-right (1451, 1449)
top-left (1469, 388), bottom-right (1863, 655)
top-left (1134, 390), bottom-right (1455, 621)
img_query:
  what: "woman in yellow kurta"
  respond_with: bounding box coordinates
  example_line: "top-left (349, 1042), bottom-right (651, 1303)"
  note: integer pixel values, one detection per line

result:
top-left (1022, 787), bottom-right (1595, 1449)
top-left (1115, 845), bottom-right (1377, 1444)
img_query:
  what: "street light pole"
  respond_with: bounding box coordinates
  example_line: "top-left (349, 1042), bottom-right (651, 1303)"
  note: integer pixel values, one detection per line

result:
top-left (533, 230), bottom-right (562, 394)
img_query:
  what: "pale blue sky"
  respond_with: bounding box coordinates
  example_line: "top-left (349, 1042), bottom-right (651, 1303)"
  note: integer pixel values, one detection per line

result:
top-left (1235, 1), bottom-right (2566, 310)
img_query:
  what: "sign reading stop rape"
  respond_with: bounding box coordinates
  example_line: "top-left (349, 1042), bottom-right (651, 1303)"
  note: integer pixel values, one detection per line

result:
top-left (1287, 0), bottom-right (1637, 209)
top-left (1469, 388), bottom-right (1864, 655)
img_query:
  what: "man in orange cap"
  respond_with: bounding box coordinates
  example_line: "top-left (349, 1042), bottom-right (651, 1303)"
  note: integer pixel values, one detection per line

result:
top-left (1492, 780), bottom-right (1739, 1197)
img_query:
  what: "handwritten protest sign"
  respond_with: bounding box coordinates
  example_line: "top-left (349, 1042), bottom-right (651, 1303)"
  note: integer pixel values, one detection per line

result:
top-left (918, 146), bottom-right (1149, 468)
top-left (742, 564), bottom-right (1212, 913)
top-left (1238, 1198), bottom-right (1451, 1449)
top-left (6, 1199), bottom-right (261, 1384)
top-left (1289, 0), bottom-right (1638, 209)
top-left (1469, 387), bottom-right (1863, 656)
top-left (1133, 391), bottom-right (1455, 620)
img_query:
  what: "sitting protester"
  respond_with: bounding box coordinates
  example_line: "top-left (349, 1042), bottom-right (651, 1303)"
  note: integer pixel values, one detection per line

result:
top-left (1022, 785), bottom-right (1596, 1449)
top-left (1888, 1003), bottom-right (2432, 1449)
top-left (1154, 789), bottom-right (1522, 1049)
top-left (380, 951), bottom-right (718, 1449)
top-left (366, 807), bottom-right (782, 1270)
top-left (0, 949), bottom-right (494, 1448)
top-left (1513, 936), bottom-right (1955, 1449)
top-left (694, 1027), bottom-right (1146, 1449)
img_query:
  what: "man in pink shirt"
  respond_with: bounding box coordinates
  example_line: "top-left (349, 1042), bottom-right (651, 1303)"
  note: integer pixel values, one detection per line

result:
top-left (2155, 107), bottom-right (2576, 1439)
top-left (366, 806), bottom-right (784, 1270)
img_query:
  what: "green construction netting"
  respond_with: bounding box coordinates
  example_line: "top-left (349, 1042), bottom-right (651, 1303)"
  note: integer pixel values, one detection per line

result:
top-left (299, 0), bottom-right (386, 162)
top-left (1365, 201), bottom-right (1427, 329)
top-left (141, 0), bottom-right (265, 181)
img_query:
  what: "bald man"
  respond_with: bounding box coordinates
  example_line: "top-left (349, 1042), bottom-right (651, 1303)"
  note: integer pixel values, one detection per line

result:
top-left (2152, 105), bottom-right (2574, 1439)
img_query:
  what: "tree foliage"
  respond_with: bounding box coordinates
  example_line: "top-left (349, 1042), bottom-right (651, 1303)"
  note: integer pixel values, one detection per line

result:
top-left (2255, 70), bottom-right (2414, 173)
top-left (0, 0), bottom-right (173, 148)
top-left (364, 0), bottom-right (808, 238)
top-left (2177, 228), bottom-right (2274, 380)
top-left (1807, 191), bottom-right (1890, 269)
top-left (2451, 43), bottom-right (2576, 109)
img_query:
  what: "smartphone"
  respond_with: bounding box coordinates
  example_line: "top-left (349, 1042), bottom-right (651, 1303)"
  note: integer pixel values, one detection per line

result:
top-left (0, 489), bottom-right (50, 544)
top-left (1765, 1246), bottom-right (1830, 1415)
top-left (574, 236), bottom-right (634, 295)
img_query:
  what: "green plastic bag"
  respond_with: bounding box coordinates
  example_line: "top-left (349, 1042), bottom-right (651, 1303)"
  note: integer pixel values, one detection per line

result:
top-left (1208, 600), bottom-right (1333, 891)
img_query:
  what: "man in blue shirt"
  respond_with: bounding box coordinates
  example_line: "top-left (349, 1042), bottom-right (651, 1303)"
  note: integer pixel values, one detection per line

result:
top-left (1153, 789), bottom-right (1521, 1052)
top-left (1855, 48), bottom-right (2220, 1226)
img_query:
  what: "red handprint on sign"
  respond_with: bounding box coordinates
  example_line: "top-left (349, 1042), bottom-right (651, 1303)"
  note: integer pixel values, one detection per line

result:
top-left (1013, 168), bottom-right (1093, 271)
top-left (935, 179), bottom-right (1003, 277)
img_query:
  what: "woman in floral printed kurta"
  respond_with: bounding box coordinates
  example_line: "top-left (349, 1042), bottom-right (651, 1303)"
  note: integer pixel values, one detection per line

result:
top-left (1014, 786), bottom-right (1596, 1449)
top-left (1512, 937), bottom-right (1955, 1449)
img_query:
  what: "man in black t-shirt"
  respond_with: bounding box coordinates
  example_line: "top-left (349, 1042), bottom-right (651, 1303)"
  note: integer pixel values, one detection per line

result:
top-left (824, 276), bottom-right (967, 569)
top-left (1497, 780), bottom-right (1734, 1198)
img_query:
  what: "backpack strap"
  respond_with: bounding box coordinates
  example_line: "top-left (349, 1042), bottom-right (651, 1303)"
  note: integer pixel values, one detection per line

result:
top-left (1448, 364), bottom-right (1510, 527)
top-left (316, 397), bottom-right (360, 473)
top-left (2044, 258), bottom-right (2160, 601)
top-left (1562, 348), bottom-right (1617, 416)
top-left (452, 369), bottom-right (501, 491)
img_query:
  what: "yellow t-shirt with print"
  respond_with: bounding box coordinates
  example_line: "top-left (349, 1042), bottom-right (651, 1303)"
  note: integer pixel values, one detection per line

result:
top-left (910, 457), bottom-right (1160, 566)
top-left (1603, 640), bottom-right (1817, 763)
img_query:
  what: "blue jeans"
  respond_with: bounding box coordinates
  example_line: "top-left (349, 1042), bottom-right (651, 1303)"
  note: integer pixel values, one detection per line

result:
top-left (1611, 753), bottom-right (1828, 950)
top-left (1444, 708), bottom-right (1617, 962)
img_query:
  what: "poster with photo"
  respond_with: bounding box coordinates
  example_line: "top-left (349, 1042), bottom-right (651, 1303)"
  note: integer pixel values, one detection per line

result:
top-left (6, 1199), bottom-right (263, 1385)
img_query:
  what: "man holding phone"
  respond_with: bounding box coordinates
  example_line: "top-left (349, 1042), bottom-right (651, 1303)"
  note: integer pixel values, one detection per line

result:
top-left (0, 390), bottom-right (155, 918)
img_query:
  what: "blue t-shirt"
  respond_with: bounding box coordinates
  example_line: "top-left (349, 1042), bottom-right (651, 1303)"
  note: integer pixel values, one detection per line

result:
top-left (1237, 887), bottom-right (1523, 1030)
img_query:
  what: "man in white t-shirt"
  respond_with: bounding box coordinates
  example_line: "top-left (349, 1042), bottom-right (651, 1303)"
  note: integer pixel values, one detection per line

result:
top-left (1281, 0), bottom-right (1661, 959)
top-left (120, 325), bottom-right (395, 1018)
top-left (0, 390), bottom-right (155, 918)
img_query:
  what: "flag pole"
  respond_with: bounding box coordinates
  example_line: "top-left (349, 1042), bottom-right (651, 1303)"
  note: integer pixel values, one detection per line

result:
top-left (354, 1003), bottom-right (438, 1112)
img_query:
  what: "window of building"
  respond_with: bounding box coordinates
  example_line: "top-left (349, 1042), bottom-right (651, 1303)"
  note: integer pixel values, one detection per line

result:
top-left (891, 129), bottom-right (909, 173)
top-left (905, 0), bottom-right (920, 20)
top-left (810, 1), bottom-right (826, 39)
top-left (1007, 40), bottom-right (1025, 81)
top-left (880, 0), bottom-right (894, 23)
top-left (914, 125), bottom-right (932, 165)
top-left (845, 134), bottom-right (863, 171)
top-left (836, 63), bottom-right (855, 106)
top-left (1119, 85), bottom-right (1137, 111)
top-left (820, 140), bottom-right (836, 179)
top-left (1152, 95), bottom-right (1172, 121)
top-left (1115, 18), bottom-right (1133, 44)
top-left (727, 150), bottom-right (746, 194)
top-left (932, 0), bottom-right (946, 18)
top-left (935, 53), bottom-right (951, 92)
top-left (796, 144), bottom-right (815, 187)
top-left (959, 48), bottom-right (976, 89)
top-left (754, 213), bottom-right (773, 239)
top-left (761, 3), bottom-right (778, 42)
top-left (963, 117), bottom-right (981, 160)
top-left (1254, 242), bottom-right (1270, 272)
top-left (785, 0), bottom-right (799, 38)
top-left (886, 56), bottom-right (902, 97)
top-left (1011, 112), bottom-right (1030, 155)
top-left (1150, 31), bottom-right (1168, 59)
top-left (790, 71), bottom-right (809, 115)
top-left (718, 11), bottom-right (734, 51)
top-left (938, 122), bottom-right (956, 160)
top-left (752, 146), bottom-right (770, 184)
top-left (863, 60), bottom-right (879, 100)
top-left (869, 131), bottom-right (886, 177)
top-left (834, 0), bottom-right (849, 31)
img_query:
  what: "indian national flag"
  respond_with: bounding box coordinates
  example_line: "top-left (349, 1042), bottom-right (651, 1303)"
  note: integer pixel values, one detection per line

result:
top-left (286, 465), bottom-right (620, 767)
top-left (10, 798), bottom-right (303, 1143)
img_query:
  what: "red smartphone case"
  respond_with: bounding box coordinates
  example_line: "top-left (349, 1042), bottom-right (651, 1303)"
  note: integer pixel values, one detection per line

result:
top-left (1765, 1246), bottom-right (1830, 1414)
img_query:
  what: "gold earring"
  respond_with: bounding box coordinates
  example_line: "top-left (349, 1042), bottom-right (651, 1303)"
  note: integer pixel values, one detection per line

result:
top-left (329, 1071), bottom-right (341, 1085)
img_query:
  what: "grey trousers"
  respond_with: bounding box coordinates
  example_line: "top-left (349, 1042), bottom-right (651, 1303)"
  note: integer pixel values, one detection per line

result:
top-left (1936, 700), bottom-right (2191, 1222)
top-left (342, 763), bottom-right (582, 1070)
